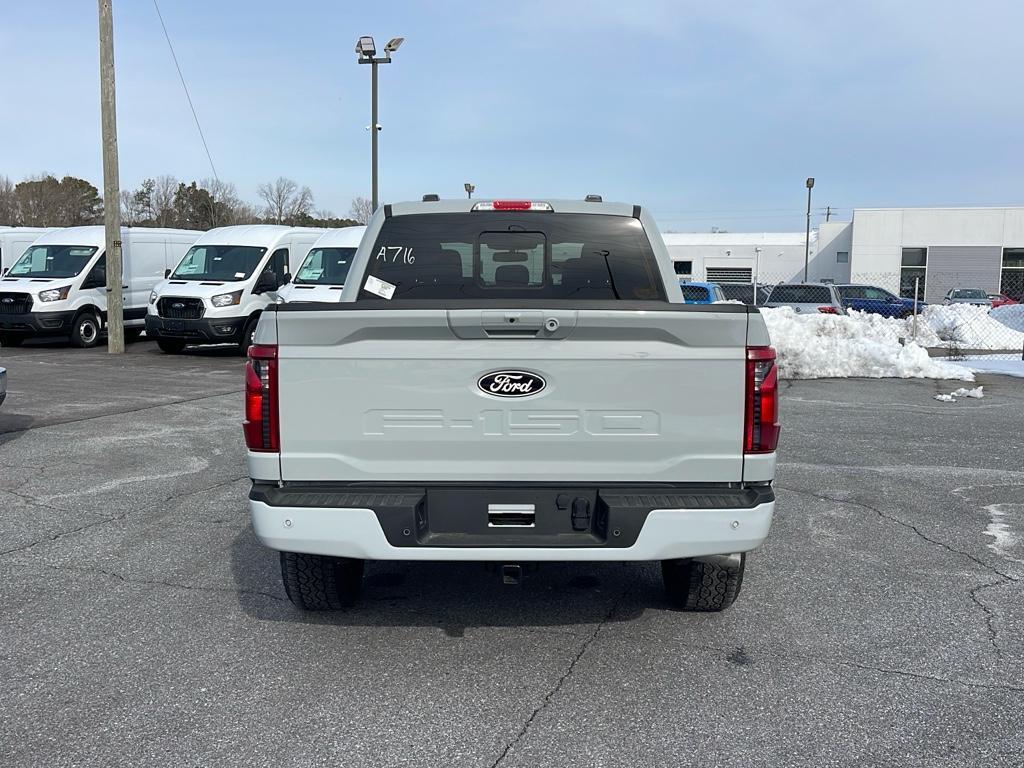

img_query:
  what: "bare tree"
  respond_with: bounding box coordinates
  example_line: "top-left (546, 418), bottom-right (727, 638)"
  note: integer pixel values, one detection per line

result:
top-left (120, 188), bottom-right (146, 226)
top-left (201, 177), bottom-right (243, 227)
top-left (258, 177), bottom-right (314, 224)
top-left (0, 175), bottom-right (17, 224)
top-left (152, 175), bottom-right (178, 227)
top-left (348, 196), bottom-right (373, 225)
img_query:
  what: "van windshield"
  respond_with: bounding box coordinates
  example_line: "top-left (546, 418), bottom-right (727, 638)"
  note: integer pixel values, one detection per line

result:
top-left (294, 247), bottom-right (356, 285)
top-left (8, 245), bottom-right (98, 278)
top-left (171, 245), bottom-right (267, 281)
top-left (356, 212), bottom-right (665, 301)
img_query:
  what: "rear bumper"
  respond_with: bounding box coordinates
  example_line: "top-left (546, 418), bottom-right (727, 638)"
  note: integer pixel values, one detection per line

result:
top-left (145, 314), bottom-right (244, 344)
top-left (0, 310), bottom-right (75, 335)
top-left (249, 482), bottom-right (775, 561)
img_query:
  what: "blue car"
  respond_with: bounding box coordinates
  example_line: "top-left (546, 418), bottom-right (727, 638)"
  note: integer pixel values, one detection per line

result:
top-left (679, 281), bottom-right (726, 304)
top-left (835, 284), bottom-right (925, 318)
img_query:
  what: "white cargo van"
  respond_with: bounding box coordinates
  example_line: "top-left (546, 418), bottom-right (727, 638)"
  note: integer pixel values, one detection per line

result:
top-left (0, 228), bottom-right (51, 273)
top-left (0, 226), bottom-right (200, 348)
top-left (146, 225), bottom-right (326, 354)
top-left (277, 226), bottom-right (366, 304)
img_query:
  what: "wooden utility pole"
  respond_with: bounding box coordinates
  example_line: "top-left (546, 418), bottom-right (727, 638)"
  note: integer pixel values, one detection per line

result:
top-left (98, 0), bottom-right (124, 353)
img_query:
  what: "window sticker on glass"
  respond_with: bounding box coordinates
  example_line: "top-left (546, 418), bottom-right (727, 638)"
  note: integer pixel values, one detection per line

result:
top-left (364, 274), bottom-right (396, 299)
top-left (234, 272), bottom-right (246, 278)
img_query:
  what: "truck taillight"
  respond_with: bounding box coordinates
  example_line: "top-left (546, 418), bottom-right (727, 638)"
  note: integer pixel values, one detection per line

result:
top-left (744, 346), bottom-right (779, 454)
top-left (817, 306), bottom-right (839, 314)
top-left (244, 344), bottom-right (279, 452)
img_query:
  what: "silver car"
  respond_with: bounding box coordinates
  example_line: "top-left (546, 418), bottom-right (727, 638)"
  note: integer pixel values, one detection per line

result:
top-left (762, 283), bottom-right (846, 314)
top-left (943, 288), bottom-right (992, 307)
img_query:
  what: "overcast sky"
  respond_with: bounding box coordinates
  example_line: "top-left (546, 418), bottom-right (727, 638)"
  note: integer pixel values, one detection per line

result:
top-left (2, 0), bottom-right (1022, 231)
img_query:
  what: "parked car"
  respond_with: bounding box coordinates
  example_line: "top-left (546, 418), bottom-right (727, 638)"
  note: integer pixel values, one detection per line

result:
top-left (277, 226), bottom-right (366, 304)
top-left (146, 225), bottom-right (326, 354)
top-left (943, 288), bottom-right (992, 307)
top-left (0, 226), bottom-right (200, 348)
top-left (717, 282), bottom-right (774, 306)
top-left (987, 293), bottom-right (1019, 309)
top-left (247, 197), bottom-right (778, 612)
top-left (0, 366), bottom-right (6, 407)
top-left (678, 280), bottom-right (726, 304)
top-left (834, 284), bottom-right (923, 318)
top-left (762, 283), bottom-right (847, 314)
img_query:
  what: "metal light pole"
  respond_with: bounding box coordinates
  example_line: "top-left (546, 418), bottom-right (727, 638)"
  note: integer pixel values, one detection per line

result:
top-left (464, 182), bottom-right (475, 199)
top-left (754, 246), bottom-right (762, 303)
top-left (357, 36), bottom-right (403, 212)
top-left (98, 0), bottom-right (124, 353)
top-left (803, 177), bottom-right (814, 282)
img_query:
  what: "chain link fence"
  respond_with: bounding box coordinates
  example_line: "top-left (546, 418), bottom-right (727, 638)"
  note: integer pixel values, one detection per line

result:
top-left (705, 270), bottom-right (1024, 362)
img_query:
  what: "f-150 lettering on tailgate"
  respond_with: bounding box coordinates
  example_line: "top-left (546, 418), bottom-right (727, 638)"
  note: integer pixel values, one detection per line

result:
top-left (363, 409), bottom-right (660, 437)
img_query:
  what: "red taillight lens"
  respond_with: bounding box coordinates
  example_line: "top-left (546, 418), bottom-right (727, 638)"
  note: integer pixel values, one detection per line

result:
top-left (243, 344), bottom-right (279, 452)
top-left (744, 346), bottom-right (779, 454)
top-left (817, 306), bottom-right (839, 314)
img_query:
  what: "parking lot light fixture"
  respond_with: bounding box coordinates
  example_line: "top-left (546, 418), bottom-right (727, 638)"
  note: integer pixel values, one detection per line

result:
top-left (804, 177), bottom-right (815, 281)
top-left (357, 34), bottom-right (404, 212)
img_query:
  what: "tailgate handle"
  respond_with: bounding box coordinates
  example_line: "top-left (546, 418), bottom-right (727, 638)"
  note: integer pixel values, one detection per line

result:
top-left (482, 310), bottom-right (543, 338)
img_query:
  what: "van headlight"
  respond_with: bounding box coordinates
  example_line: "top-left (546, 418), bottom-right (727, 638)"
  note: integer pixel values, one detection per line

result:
top-left (149, 290), bottom-right (158, 304)
top-left (38, 286), bottom-right (71, 302)
top-left (211, 290), bottom-right (243, 308)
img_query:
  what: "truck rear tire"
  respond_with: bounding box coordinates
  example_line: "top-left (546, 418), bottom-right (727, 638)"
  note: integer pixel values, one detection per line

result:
top-left (662, 553), bottom-right (745, 612)
top-left (280, 551), bottom-right (364, 610)
top-left (157, 339), bottom-right (186, 354)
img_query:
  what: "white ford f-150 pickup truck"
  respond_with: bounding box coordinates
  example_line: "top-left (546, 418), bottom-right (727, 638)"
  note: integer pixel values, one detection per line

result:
top-left (245, 197), bottom-right (778, 611)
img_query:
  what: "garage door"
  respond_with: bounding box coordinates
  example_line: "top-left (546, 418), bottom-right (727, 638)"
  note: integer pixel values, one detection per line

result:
top-left (926, 246), bottom-right (1001, 303)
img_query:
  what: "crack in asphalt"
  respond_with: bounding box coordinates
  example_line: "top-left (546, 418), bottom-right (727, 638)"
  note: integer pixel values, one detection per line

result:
top-left (777, 484), bottom-right (1020, 664)
top-left (2, 560), bottom-right (286, 603)
top-left (0, 389), bottom-right (241, 437)
top-left (488, 590), bottom-right (625, 768)
top-left (0, 474), bottom-right (250, 559)
top-left (838, 661), bottom-right (1024, 694)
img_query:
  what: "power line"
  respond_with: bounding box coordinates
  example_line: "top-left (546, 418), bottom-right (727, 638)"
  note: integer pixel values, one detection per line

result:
top-left (152, 0), bottom-right (218, 182)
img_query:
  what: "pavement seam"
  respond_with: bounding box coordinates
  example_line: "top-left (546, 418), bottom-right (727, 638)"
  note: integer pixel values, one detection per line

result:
top-left (1, 560), bottom-right (287, 603)
top-left (778, 484), bottom-right (1019, 665)
top-left (838, 661), bottom-right (1024, 694)
top-left (0, 388), bottom-right (241, 437)
top-left (488, 590), bottom-right (624, 768)
top-left (0, 474), bottom-right (250, 559)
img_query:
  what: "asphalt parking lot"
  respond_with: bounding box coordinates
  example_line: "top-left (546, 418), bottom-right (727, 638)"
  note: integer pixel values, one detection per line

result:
top-left (1, 339), bottom-right (1022, 767)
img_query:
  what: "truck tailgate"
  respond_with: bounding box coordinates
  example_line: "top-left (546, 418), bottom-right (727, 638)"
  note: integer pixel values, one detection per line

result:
top-left (273, 307), bottom-right (750, 484)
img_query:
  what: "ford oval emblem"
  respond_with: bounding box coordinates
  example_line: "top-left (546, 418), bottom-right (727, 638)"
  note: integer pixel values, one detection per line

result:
top-left (171, 302), bottom-right (184, 309)
top-left (477, 370), bottom-right (546, 398)
top-left (1, 297), bottom-right (12, 303)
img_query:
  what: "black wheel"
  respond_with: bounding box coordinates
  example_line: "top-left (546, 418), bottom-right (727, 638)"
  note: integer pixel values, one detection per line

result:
top-left (0, 333), bottom-right (25, 347)
top-left (280, 551), bottom-right (364, 610)
top-left (662, 553), bottom-right (746, 612)
top-left (239, 316), bottom-right (259, 355)
top-left (70, 311), bottom-right (102, 348)
top-left (157, 339), bottom-right (186, 354)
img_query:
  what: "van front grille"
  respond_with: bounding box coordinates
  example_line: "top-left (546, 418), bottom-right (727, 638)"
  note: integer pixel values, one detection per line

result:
top-left (0, 292), bottom-right (31, 314)
top-left (157, 297), bottom-right (204, 319)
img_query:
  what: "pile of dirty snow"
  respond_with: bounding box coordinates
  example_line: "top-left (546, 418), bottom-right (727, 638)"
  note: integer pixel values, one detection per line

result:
top-left (760, 307), bottom-right (973, 380)
top-left (916, 304), bottom-right (1024, 350)
top-left (934, 386), bottom-right (984, 402)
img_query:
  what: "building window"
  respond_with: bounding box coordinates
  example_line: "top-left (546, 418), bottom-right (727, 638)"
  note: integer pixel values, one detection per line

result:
top-left (673, 260), bottom-right (693, 276)
top-left (900, 247), bottom-right (927, 299)
top-left (1001, 248), bottom-right (1024, 300)
top-left (836, 251), bottom-right (849, 264)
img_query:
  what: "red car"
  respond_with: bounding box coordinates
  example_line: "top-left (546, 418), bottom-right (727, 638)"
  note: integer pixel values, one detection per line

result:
top-left (987, 293), bottom-right (1019, 308)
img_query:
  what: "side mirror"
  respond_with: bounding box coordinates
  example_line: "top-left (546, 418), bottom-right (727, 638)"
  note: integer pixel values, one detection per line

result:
top-left (283, 271), bottom-right (292, 285)
top-left (1, 267), bottom-right (7, 276)
top-left (253, 270), bottom-right (277, 294)
top-left (164, 268), bottom-right (171, 279)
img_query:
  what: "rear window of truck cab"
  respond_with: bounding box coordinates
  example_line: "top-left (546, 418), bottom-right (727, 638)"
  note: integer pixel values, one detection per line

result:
top-left (356, 212), bottom-right (665, 301)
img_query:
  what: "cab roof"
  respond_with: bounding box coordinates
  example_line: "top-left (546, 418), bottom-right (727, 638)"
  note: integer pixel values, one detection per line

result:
top-left (30, 225), bottom-right (201, 248)
top-left (193, 224), bottom-right (327, 248)
top-left (308, 225), bottom-right (367, 249)
top-left (384, 199), bottom-right (639, 218)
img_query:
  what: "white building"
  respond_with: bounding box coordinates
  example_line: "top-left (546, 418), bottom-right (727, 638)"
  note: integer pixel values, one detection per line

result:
top-left (661, 231), bottom-right (818, 284)
top-left (658, 206), bottom-right (1024, 301)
